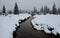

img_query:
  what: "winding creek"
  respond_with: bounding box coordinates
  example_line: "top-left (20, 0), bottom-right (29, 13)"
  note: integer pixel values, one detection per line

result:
top-left (13, 16), bottom-right (60, 38)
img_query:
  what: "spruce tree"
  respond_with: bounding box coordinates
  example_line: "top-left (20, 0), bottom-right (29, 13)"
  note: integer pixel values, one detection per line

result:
top-left (52, 3), bottom-right (57, 14)
top-left (9, 10), bottom-right (12, 14)
top-left (44, 6), bottom-right (48, 14)
top-left (33, 6), bottom-right (37, 13)
top-left (32, 6), bottom-right (37, 16)
top-left (58, 8), bottom-right (60, 14)
top-left (47, 8), bottom-right (50, 13)
top-left (14, 2), bottom-right (19, 14)
top-left (2, 5), bottom-right (6, 14)
top-left (40, 6), bottom-right (43, 13)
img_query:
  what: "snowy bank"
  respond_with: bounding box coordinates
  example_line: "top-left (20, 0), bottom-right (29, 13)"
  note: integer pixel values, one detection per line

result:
top-left (0, 13), bottom-right (31, 38)
top-left (31, 14), bottom-right (60, 35)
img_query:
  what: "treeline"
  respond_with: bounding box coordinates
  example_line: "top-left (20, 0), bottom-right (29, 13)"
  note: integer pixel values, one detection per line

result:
top-left (32, 3), bottom-right (60, 15)
top-left (0, 2), bottom-right (60, 15)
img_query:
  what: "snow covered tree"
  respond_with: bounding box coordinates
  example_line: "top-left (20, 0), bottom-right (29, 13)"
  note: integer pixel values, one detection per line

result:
top-left (2, 5), bottom-right (6, 14)
top-left (14, 2), bottom-right (19, 14)
top-left (52, 3), bottom-right (57, 14)
top-left (40, 6), bottom-right (44, 14)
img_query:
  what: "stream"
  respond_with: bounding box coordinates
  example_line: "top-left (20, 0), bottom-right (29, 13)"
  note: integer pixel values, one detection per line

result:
top-left (14, 16), bottom-right (60, 38)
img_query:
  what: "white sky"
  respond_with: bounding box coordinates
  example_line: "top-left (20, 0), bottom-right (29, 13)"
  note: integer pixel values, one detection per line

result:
top-left (0, 0), bottom-right (60, 11)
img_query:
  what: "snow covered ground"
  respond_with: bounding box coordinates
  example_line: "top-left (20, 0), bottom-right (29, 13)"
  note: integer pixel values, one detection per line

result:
top-left (31, 14), bottom-right (60, 35)
top-left (0, 13), bottom-right (31, 38)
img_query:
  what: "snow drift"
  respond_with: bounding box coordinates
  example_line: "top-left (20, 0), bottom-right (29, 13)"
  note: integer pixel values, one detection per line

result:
top-left (31, 14), bottom-right (60, 35)
top-left (0, 13), bottom-right (31, 38)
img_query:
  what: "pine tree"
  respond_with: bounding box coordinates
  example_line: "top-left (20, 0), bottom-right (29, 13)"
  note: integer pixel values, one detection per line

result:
top-left (52, 3), bottom-right (57, 14)
top-left (14, 2), bottom-right (19, 14)
top-left (2, 5), bottom-right (6, 14)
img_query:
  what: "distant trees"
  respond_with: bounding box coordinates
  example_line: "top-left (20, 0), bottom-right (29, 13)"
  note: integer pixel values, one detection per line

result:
top-left (2, 5), bottom-right (6, 14)
top-left (40, 6), bottom-right (50, 15)
top-left (44, 6), bottom-right (50, 14)
top-left (0, 2), bottom-right (60, 15)
top-left (39, 3), bottom-right (58, 15)
top-left (14, 2), bottom-right (19, 14)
